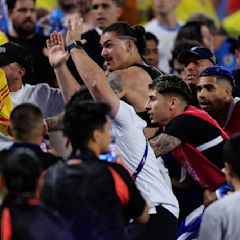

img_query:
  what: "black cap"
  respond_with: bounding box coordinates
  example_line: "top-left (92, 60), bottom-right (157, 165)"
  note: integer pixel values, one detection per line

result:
top-left (178, 46), bottom-right (216, 66)
top-left (0, 42), bottom-right (33, 70)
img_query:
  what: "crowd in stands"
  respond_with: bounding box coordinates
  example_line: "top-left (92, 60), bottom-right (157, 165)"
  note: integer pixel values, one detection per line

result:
top-left (1, 0), bottom-right (240, 239)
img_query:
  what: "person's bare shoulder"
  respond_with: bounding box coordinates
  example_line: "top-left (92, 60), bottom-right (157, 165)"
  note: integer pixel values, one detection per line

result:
top-left (120, 66), bottom-right (152, 85)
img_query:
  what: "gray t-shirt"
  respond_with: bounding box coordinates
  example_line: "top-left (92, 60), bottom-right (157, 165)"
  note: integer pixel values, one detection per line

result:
top-left (10, 83), bottom-right (65, 118)
top-left (199, 191), bottom-right (240, 240)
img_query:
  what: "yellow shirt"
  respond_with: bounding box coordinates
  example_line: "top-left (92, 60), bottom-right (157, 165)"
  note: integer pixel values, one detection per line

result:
top-left (0, 69), bottom-right (12, 136)
top-left (0, 31), bottom-right (8, 45)
top-left (223, 10), bottom-right (240, 38)
top-left (36, 0), bottom-right (57, 11)
top-left (175, 0), bottom-right (218, 23)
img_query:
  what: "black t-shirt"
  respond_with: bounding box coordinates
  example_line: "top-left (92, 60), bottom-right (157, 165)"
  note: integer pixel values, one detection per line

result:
top-left (165, 114), bottom-right (225, 169)
top-left (8, 34), bottom-right (56, 87)
top-left (41, 149), bottom-right (145, 240)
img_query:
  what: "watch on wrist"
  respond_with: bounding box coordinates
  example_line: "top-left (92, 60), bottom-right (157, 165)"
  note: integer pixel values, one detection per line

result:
top-left (66, 41), bottom-right (83, 52)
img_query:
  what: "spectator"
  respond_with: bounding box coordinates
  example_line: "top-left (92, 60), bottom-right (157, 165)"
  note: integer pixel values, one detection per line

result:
top-left (175, 21), bottom-right (214, 52)
top-left (187, 13), bottom-right (237, 71)
top-left (6, 0), bottom-right (57, 87)
top-left (146, 75), bottom-right (228, 215)
top-left (1, 103), bottom-right (60, 169)
top-left (41, 100), bottom-right (149, 240)
top-left (81, 0), bottom-right (123, 68)
top-left (47, 17), bottom-right (180, 240)
top-left (0, 149), bottom-right (73, 240)
top-left (199, 134), bottom-right (240, 240)
top-left (145, 0), bottom-right (182, 73)
top-left (36, 0), bottom-right (93, 36)
top-left (169, 39), bottom-right (199, 80)
top-left (143, 31), bottom-right (160, 68)
top-left (178, 46), bottom-right (216, 106)
top-left (197, 66), bottom-right (240, 136)
top-left (0, 42), bottom-right (65, 118)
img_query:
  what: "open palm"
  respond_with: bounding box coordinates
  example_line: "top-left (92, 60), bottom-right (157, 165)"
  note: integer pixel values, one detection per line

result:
top-left (47, 32), bottom-right (69, 69)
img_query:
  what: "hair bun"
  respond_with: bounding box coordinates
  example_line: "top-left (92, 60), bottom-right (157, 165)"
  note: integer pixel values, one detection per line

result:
top-left (133, 25), bottom-right (145, 38)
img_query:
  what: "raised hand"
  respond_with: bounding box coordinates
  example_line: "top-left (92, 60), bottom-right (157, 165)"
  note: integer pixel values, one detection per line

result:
top-left (46, 32), bottom-right (69, 69)
top-left (66, 15), bottom-right (86, 47)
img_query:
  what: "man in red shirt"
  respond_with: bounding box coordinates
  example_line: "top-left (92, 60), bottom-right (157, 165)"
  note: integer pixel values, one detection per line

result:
top-left (197, 65), bottom-right (240, 136)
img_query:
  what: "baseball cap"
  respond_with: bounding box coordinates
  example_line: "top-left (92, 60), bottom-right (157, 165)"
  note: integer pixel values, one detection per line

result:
top-left (200, 65), bottom-right (236, 88)
top-left (178, 46), bottom-right (216, 66)
top-left (0, 42), bottom-right (33, 70)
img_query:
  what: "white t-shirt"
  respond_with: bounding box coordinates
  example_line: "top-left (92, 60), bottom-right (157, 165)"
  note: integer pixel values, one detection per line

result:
top-left (145, 19), bottom-right (182, 73)
top-left (111, 101), bottom-right (179, 218)
top-left (10, 83), bottom-right (65, 118)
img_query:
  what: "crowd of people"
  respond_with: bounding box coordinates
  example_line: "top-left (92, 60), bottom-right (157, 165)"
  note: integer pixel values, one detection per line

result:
top-left (1, 0), bottom-right (240, 239)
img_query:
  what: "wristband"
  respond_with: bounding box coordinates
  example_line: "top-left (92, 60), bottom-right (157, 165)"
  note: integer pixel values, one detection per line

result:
top-left (66, 41), bottom-right (83, 52)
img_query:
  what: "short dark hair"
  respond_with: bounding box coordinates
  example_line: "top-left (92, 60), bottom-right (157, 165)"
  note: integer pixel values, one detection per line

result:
top-left (103, 21), bottom-right (146, 55)
top-left (10, 103), bottom-right (43, 142)
top-left (66, 87), bottom-right (93, 107)
top-left (63, 101), bottom-right (111, 151)
top-left (176, 21), bottom-right (208, 46)
top-left (6, 0), bottom-right (36, 11)
top-left (145, 32), bottom-right (159, 45)
top-left (149, 74), bottom-right (192, 103)
top-left (187, 13), bottom-right (218, 34)
top-left (3, 148), bottom-right (41, 195)
top-left (223, 134), bottom-right (240, 179)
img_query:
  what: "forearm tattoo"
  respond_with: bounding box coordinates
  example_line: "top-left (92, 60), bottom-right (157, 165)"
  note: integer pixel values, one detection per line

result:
top-left (45, 112), bottom-right (64, 132)
top-left (149, 133), bottom-right (181, 156)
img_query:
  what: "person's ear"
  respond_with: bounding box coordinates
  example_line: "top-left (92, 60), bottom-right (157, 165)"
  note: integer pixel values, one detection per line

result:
top-left (92, 129), bottom-right (101, 143)
top-left (225, 85), bottom-right (233, 98)
top-left (169, 96), bottom-right (178, 111)
top-left (225, 162), bottom-right (234, 177)
top-left (7, 124), bottom-right (13, 137)
top-left (18, 67), bottom-right (26, 79)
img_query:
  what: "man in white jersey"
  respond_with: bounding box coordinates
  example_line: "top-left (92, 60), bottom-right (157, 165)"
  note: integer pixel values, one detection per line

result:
top-left (46, 16), bottom-right (179, 240)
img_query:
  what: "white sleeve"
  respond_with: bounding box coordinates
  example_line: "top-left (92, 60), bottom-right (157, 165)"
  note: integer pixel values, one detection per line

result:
top-left (111, 101), bottom-right (146, 137)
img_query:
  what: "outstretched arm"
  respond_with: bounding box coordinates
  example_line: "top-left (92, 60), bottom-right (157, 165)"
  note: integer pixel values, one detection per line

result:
top-left (65, 16), bottom-right (120, 117)
top-left (47, 32), bottom-right (81, 102)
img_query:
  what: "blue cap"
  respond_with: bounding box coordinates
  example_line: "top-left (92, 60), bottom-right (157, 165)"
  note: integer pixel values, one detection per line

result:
top-left (178, 46), bottom-right (216, 66)
top-left (200, 65), bottom-right (236, 88)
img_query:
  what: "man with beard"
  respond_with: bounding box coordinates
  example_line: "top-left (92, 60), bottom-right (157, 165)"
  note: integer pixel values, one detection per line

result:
top-left (6, 0), bottom-right (57, 87)
top-left (197, 66), bottom-right (240, 136)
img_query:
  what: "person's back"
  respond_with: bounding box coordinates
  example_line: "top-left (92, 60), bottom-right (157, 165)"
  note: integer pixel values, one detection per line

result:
top-left (199, 134), bottom-right (240, 240)
top-left (41, 100), bottom-right (148, 239)
top-left (0, 149), bottom-right (72, 240)
top-left (42, 153), bottom-right (130, 240)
